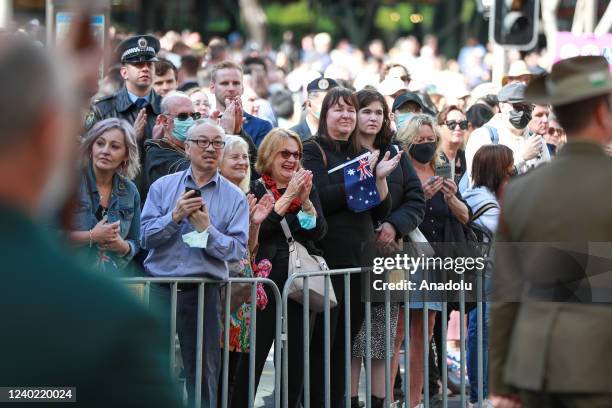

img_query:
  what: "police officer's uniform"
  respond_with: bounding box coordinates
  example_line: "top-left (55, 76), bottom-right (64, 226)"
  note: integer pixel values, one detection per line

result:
top-left (290, 77), bottom-right (338, 140)
top-left (86, 35), bottom-right (162, 198)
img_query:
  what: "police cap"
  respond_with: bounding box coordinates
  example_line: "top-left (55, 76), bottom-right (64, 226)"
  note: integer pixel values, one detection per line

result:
top-left (307, 77), bottom-right (339, 93)
top-left (116, 35), bottom-right (160, 64)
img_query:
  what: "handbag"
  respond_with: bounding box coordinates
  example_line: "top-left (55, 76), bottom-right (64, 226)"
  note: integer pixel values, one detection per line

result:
top-left (280, 218), bottom-right (338, 312)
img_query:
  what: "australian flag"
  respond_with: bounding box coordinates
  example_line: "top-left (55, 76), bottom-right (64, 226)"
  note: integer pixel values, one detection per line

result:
top-left (342, 152), bottom-right (381, 213)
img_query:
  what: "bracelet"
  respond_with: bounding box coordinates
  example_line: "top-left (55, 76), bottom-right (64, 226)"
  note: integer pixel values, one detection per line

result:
top-left (89, 229), bottom-right (93, 248)
top-left (122, 241), bottom-right (131, 257)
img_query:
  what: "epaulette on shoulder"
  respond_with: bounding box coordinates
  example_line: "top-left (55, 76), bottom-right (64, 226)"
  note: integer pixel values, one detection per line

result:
top-left (92, 93), bottom-right (115, 105)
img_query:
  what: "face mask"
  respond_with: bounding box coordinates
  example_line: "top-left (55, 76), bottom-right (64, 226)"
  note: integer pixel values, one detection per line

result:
top-left (395, 112), bottom-right (414, 131)
top-left (297, 210), bottom-right (316, 230)
top-left (313, 109), bottom-right (321, 120)
top-left (409, 142), bottom-right (436, 164)
top-left (172, 117), bottom-right (194, 142)
top-left (507, 109), bottom-right (532, 129)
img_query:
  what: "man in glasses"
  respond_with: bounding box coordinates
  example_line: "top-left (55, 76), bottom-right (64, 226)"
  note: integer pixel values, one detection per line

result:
top-left (463, 82), bottom-right (547, 191)
top-left (87, 35), bottom-right (162, 198)
top-left (141, 118), bottom-right (249, 408)
top-left (143, 91), bottom-right (199, 194)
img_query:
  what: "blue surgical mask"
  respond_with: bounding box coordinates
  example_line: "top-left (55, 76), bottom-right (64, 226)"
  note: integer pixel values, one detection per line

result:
top-left (297, 210), bottom-right (316, 230)
top-left (395, 112), bottom-right (415, 131)
top-left (172, 117), bottom-right (194, 142)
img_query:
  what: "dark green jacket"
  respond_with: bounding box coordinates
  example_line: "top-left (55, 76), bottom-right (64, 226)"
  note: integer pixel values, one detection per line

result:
top-left (0, 206), bottom-right (181, 407)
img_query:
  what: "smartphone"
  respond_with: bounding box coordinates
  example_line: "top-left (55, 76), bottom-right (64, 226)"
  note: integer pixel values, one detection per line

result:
top-left (435, 163), bottom-right (452, 179)
top-left (185, 187), bottom-right (202, 197)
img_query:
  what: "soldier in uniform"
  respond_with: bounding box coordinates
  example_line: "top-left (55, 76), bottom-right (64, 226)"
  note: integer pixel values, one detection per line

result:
top-left (86, 35), bottom-right (162, 198)
top-left (489, 56), bottom-right (612, 408)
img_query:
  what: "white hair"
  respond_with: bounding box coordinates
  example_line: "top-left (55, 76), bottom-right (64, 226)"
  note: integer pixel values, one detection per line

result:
top-left (221, 135), bottom-right (251, 193)
top-left (186, 118), bottom-right (226, 140)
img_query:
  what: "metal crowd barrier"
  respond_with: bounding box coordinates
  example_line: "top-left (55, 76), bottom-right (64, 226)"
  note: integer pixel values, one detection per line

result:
top-left (281, 266), bottom-right (488, 408)
top-left (119, 276), bottom-right (282, 408)
top-left (120, 267), bottom-right (488, 408)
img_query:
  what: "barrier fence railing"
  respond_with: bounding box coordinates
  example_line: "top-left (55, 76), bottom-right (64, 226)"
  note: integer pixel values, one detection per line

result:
top-left (281, 266), bottom-right (488, 408)
top-left (120, 267), bottom-right (488, 408)
top-left (119, 276), bottom-right (282, 408)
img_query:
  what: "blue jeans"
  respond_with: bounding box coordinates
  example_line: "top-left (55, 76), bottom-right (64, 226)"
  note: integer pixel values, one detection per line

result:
top-left (467, 302), bottom-right (489, 403)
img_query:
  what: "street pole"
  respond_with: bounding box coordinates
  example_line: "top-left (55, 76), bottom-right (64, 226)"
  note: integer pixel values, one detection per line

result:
top-left (583, 0), bottom-right (596, 33)
top-left (491, 43), bottom-right (508, 86)
top-left (0, 0), bottom-right (13, 29)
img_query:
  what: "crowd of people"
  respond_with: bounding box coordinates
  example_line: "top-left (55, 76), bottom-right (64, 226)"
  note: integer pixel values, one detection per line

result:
top-left (3, 19), bottom-right (612, 408)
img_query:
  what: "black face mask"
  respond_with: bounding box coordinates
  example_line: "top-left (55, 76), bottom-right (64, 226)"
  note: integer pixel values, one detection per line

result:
top-left (508, 109), bottom-right (532, 129)
top-left (409, 142), bottom-right (437, 164)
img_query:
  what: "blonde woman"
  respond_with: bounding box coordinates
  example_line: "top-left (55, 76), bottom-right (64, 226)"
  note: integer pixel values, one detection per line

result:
top-left (395, 114), bottom-right (469, 408)
top-left (68, 118), bottom-right (141, 274)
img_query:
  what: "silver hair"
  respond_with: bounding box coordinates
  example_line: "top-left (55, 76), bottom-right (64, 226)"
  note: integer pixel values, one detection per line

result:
top-left (186, 118), bottom-right (226, 141)
top-left (160, 91), bottom-right (193, 114)
top-left (80, 118), bottom-right (141, 180)
top-left (0, 38), bottom-right (64, 148)
top-left (220, 135), bottom-right (250, 193)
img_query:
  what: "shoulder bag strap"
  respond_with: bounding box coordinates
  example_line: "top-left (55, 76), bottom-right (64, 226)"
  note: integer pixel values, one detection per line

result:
top-left (259, 178), bottom-right (294, 243)
top-left (311, 139), bottom-right (328, 168)
top-left (485, 126), bottom-right (499, 145)
top-left (472, 202), bottom-right (499, 222)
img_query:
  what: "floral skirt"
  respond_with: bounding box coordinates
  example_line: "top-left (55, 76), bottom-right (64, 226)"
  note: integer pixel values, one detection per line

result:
top-left (221, 256), bottom-right (272, 353)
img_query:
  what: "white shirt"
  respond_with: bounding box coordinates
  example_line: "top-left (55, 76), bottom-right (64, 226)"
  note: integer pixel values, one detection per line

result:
top-left (465, 113), bottom-right (547, 184)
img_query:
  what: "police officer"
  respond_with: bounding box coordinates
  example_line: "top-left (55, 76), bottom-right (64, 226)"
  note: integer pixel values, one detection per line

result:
top-left (290, 77), bottom-right (338, 140)
top-left (87, 35), bottom-right (162, 197)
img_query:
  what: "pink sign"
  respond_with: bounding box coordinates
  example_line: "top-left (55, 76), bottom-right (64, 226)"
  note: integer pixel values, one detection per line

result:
top-left (554, 32), bottom-right (612, 72)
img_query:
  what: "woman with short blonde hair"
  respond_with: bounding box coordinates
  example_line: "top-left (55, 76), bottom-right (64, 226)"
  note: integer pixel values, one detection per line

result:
top-left (255, 128), bottom-right (303, 175)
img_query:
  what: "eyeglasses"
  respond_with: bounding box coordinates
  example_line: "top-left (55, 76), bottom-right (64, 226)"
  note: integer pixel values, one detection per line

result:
top-left (171, 112), bottom-right (202, 121)
top-left (548, 127), bottom-right (565, 136)
top-left (278, 150), bottom-right (302, 160)
top-left (187, 139), bottom-right (225, 149)
top-left (445, 120), bottom-right (468, 130)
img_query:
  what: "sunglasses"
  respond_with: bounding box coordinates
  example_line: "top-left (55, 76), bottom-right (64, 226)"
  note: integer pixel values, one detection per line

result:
top-left (511, 103), bottom-right (534, 113)
top-left (172, 112), bottom-right (202, 121)
top-left (548, 127), bottom-right (564, 136)
top-left (445, 120), bottom-right (469, 130)
top-left (278, 150), bottom-right (302, 160)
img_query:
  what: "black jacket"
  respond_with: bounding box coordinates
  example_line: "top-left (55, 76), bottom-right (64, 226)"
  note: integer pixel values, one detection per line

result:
top-left (382, 143), bottom-right (426, 239)
top-left (302, 136), bottom-right (391, 267)
top-left (143, 139), bottom-right (190, 195)
top-left (250, 180), bottom-right (327, 286)
top-left (88, 86), bottom-right (161, 144)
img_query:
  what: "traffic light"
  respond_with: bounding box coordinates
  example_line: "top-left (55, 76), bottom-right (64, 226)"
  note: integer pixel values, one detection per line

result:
top-left (490, 0), bottom-right (539, 50)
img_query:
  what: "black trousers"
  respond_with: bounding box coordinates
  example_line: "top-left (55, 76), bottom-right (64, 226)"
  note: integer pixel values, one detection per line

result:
top-left (309, 271), bottom-right (363, 407)
top-left (150, 283), bottom-right (221, 408)
top-left (231, 255), bottom-right (307, 408)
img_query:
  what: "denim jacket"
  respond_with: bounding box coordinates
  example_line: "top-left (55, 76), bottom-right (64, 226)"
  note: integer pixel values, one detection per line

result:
top-left (73, 164), bottom-right (141, 272)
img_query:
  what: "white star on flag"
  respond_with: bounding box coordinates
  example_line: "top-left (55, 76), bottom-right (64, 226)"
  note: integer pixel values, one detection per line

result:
top-left (347, 169), bottom-right (355, 176)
